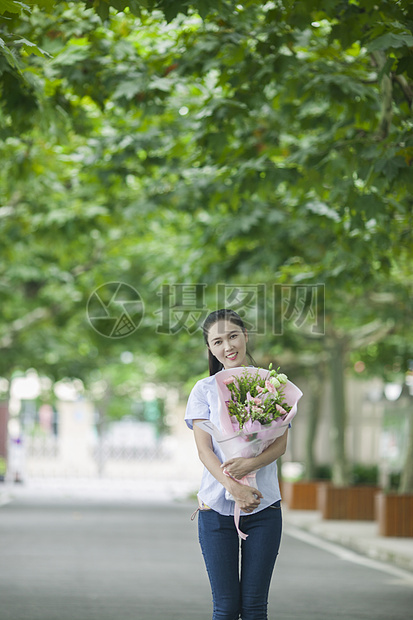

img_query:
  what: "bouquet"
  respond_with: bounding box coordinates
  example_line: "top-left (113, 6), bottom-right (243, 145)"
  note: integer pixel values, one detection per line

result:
top-left (224, 364), bottom-right (293, 433)
top-left (197, 364), bottom-right (302, 539)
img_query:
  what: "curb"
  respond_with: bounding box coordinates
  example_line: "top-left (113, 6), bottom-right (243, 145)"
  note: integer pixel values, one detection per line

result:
top-left (283, 508), bottom-right (413, 575)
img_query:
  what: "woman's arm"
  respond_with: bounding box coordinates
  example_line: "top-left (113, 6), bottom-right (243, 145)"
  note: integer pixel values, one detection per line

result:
top-left (221, 430), bottom-right (289, 480)
top-left (193, 420), bottom-right (263, 513)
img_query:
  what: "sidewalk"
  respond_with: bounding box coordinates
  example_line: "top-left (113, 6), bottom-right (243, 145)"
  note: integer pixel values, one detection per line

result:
top-left (282, 506), bottom-right (413, 574)
top-left (0, 476), bottom-right (197, 506)
top-left (2, 478), bottom-right (413, 575)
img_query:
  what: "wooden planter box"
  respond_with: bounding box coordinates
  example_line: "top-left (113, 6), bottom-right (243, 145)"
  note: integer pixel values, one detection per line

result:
top-left (376, 492), bottom-right (413, 537)
top-left (283, 480), bottom-right (327, 510)
top-left (318, 484), bottom-right (380, 520)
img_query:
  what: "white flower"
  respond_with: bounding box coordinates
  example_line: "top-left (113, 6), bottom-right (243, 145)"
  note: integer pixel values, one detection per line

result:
top-left (269, 376), bottom-right (280, 388)
top-left (277, 373), bottom-right (288, 384)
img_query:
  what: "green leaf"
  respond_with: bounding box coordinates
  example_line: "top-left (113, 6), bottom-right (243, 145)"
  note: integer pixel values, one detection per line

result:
top-left (366, 32), bottom-right (413, 52)
top-left (0, 0), bottom-right (30, 15)
top-left (0, 36), bottom-right (19, 68)
top-left (112, 77), bottom-right (143, 100)
top-left (51, 42), bottom-right (90, 67)
top-left (28, 0), bottom-right (55, 10)
top-left (14, 36), bottom-right (52, 58)
top-left (147, 76), bottom-right (172, 93)
top-left (94, 0), bottom-right (109, 21)
top-left (395, 54), bottom-right (413, 79)
top-left (161, 0), bottom-right (189, 22)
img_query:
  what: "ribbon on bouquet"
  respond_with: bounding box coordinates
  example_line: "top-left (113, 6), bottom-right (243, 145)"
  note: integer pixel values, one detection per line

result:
top-left (222, 468), bottom-right (258, 540)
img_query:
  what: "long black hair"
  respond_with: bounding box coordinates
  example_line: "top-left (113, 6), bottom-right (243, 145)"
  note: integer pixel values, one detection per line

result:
top-left (202, 308), bottom-right (256, 376)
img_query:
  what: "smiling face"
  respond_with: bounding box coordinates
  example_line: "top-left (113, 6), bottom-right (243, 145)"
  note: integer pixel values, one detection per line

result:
top-left (206, 319), bottom-right (249, 370)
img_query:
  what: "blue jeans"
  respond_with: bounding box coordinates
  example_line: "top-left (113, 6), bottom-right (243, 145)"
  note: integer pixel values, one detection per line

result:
top-left (198, 501), bottom-right (282, 620)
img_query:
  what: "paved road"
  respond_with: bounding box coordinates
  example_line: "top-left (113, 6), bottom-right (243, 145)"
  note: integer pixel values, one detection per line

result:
top-left (0, 498), bottom-right (412, 620)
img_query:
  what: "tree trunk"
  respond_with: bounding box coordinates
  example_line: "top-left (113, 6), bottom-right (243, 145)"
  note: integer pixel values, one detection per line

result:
top-left (304, 365), bottom-right (325, 480)
top-left (329, 338), bottom-right (350, 486)
top-left (399, 410), bottom-right (413, 493)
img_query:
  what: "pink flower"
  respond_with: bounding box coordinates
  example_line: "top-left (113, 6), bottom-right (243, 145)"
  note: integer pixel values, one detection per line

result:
top-left (252, 397), bottom-right (262, 405)
top-left (223, 377), bottom-right (235, 385)
top-left (256, 386), bottom-right (265, 393)
top-left (275, 404), bottom-right (287, 416)
top-left (265, 380), bottom-right (278, 397)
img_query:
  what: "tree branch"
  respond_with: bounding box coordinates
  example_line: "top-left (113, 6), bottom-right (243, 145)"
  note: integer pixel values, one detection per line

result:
top-left (371, 51), bottom-right (393, 140)
top-left (392, 73), bottom-right (413, 110)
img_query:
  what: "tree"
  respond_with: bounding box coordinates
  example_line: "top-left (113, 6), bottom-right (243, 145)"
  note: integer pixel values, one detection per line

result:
top-left (1, 1), bottom-right (412, 486)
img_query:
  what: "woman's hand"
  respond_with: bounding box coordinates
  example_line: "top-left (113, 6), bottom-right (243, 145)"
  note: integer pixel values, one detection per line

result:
top-left (221, 457), bottom-right (256, 480)
top-left (192, 422), bottom-right (263, 514)
top-left (229, 482), bottom-right (263, 513)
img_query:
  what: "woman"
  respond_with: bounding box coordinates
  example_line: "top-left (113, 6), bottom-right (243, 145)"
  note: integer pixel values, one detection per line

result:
top-left (185, 309), bottom-right (289, 620)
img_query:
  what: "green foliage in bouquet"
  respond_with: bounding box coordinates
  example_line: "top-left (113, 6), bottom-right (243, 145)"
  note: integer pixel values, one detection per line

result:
top-left (224, 364), bottom-right (291, 429)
